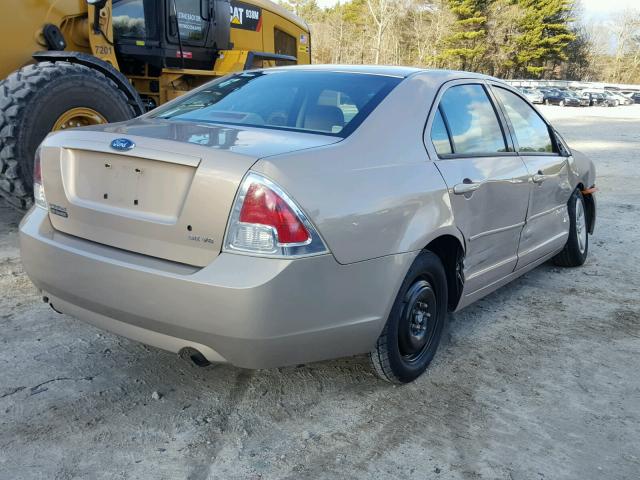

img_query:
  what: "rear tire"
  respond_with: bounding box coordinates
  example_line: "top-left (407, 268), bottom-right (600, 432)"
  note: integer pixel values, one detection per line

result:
top-left (0, 61), bottom-right (136, 209)
top-left (554, 189), bottom-right (589, 267)
top-left (370, 250), bottom-right (448, 384)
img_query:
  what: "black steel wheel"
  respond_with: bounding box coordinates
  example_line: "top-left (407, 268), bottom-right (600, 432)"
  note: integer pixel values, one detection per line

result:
top-left (370, 250), bottom-right (448, 384)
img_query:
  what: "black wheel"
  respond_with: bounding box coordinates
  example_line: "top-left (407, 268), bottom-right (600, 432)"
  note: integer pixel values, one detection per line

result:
top-left (559, 100), bottom-right (565, 107)
top-left (0, 61), bottom-right (136, 209)
top-left (554, 189), bottom-right (589, 267)
top-left (370, 250), bottom-right (448, 384)
top-left (545, 99), bottom-right (551, 105)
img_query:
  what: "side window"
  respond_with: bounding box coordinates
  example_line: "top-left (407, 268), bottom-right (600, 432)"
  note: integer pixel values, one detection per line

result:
top-left (494, 88), bottom-right (554, 153)
top-left (274, 29), bottom-right (297, 65)
top-left (430, 108), bottom-right (452, 155)
top-left (438, 84), bottom-right (507, 155)
top-left (171, 0), bottom-right (208, 43)
top-left (113, 0), bottom-right (147, 39)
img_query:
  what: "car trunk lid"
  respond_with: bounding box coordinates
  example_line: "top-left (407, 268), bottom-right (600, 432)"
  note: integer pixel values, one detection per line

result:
top-left (40, 123), bottom-right (340, 266)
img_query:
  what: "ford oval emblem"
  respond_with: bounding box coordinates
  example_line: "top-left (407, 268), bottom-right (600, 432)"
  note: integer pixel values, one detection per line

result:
top-left (111, 138), bottom-right (135, 151)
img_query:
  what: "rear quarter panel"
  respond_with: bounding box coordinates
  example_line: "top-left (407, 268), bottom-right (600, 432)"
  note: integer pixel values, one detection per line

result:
top-left (568, 148), bottom-right (596, 190)
top-left (253, 73), bottom-right (462, 265)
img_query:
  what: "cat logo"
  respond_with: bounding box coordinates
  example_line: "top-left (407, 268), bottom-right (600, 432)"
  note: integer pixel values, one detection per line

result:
top-left (230, 0), bottom-right (262, 31)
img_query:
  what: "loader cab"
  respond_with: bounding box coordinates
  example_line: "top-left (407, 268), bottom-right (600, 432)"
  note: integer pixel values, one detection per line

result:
top-left (112, 0), bottom-right (231, 73)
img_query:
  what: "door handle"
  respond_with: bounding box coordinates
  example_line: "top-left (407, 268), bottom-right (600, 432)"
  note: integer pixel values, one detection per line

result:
top-left (453, 180), bottom-right (481, 195)
top-left (532, 171), bottom-right (547, 184)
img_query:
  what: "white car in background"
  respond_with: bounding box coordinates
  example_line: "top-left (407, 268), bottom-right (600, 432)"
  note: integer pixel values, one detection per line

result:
top-left (519, 87), bottom-right (544, 104)
top-left (609, 91), bottom-right (634, 105)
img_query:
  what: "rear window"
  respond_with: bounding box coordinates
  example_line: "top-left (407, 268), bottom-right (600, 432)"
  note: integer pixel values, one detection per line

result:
top-left (151, 70), bottom-right (402, 137)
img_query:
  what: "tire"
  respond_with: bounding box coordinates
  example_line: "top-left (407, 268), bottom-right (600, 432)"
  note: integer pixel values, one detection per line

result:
top-left (545, 99), bottom-right (550, 105)
top-left (370, 250), bottom-right (448, 384)
top-left (559, 100), bottom-right (565, 107)
top-left (0, 61), bottom-right (136, 209)
top-left (554, 189), bottom-right (589, 267)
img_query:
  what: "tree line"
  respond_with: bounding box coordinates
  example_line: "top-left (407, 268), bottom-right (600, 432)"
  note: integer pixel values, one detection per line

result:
top-left (280, 0), bottom-right (640, 84)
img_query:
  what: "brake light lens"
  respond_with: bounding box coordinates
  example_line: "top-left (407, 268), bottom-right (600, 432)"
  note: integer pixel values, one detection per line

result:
top-left (223, 173), bottom-right (328, 257)
top-left (33, 147), bottom-right (47, 209)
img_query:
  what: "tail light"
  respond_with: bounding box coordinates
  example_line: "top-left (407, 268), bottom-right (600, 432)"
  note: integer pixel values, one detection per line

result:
top-left (223, 172), bottom-right (328, 257)
top-left (33, 147), bottom-right (47, 209)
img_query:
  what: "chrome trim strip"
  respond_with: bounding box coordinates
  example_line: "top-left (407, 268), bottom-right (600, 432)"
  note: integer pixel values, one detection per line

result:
top-left (517, 231), bottom-right (568, 259)
top-left (466, 255), bottom-right (517, 281)
top-left (527, 204), bottom-right (566, 222)
top-left (469, 222), bottom-right (525, 242)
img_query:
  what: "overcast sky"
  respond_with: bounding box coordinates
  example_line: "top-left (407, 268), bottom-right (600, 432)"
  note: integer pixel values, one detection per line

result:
top-left (315, 0), bottom-right (639, 19)
top-left (580, 0), bottom-right (638, 18)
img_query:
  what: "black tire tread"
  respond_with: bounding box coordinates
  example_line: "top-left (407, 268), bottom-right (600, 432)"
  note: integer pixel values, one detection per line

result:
top-left (0, 61), bottom-right (135, 210)
top-left (369, 250), bottom-right (448, 384)
top-left (554, 189), bottom-right (588, 267)
top-left (370, 321), bottom-right (396, 383)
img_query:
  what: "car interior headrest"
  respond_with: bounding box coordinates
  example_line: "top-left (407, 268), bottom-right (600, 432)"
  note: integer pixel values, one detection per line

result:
top-left (304, 105), bottom-right (345, 133)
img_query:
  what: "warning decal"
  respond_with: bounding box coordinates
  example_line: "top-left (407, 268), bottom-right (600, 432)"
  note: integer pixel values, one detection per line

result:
top-left (230, 1), bottom-right (262, 31)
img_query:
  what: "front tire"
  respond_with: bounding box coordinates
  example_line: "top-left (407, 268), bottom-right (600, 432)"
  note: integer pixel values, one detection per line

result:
top-left (370, 250), bottom-right (448, 384)
top-left (0, 61), bottom-right (136, 209)
top-left (554, 189), bottom-right (589, 267)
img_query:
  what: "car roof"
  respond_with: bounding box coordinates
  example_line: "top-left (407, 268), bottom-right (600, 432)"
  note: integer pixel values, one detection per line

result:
top-left (263, 64), bottom-right (498, 81)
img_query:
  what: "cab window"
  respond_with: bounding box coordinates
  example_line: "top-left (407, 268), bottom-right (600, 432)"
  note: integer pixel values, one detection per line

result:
top-left (274, 29), bottom-right (297, 63)
top-left (172, 0), bottom-right (209, 43)
top-left (493, 87), bottom-right (554, 153)
top-left (436, 84), bottom-right (507, 155)
top-left (113, 0), bottom-right (148, 39)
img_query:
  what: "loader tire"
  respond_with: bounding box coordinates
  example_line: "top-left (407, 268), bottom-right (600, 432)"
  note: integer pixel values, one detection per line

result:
top-left (0, 61), bottom-right (136, 210)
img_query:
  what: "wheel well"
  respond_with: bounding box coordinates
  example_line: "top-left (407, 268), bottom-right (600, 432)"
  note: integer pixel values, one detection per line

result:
top-left (32, 51), bottom-right (145, 116)
top-left (425, 235), bottom-right (464, 311)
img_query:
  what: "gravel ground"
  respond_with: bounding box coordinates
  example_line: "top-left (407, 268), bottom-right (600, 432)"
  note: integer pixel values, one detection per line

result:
top-left (1, 105), bottom-right (639, 480)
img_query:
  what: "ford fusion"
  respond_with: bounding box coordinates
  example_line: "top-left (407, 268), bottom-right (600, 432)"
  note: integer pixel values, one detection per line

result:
top-left (20, 66), bottom-right (596, 383)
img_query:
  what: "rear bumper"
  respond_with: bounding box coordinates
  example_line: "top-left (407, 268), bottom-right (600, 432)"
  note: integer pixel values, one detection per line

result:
top-left (20, 208), bottom-right (414, 368)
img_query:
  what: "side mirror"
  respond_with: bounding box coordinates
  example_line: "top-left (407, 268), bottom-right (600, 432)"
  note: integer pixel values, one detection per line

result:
top-left (87, 0), bottom-right (108, 33)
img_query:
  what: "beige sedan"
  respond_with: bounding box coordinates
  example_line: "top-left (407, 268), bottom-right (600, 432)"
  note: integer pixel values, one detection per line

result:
top-left (20, 66), bottom-right (596, 383)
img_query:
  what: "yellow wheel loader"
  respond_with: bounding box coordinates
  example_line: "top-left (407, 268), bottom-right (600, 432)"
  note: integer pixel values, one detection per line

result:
top-left (0, 0), bottom-right (311, 209)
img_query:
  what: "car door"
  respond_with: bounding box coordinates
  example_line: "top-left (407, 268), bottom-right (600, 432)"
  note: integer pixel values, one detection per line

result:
top-left (490, 85), bottom-right (573, 268)
top-left (427, 81), bottom-right (531, 295)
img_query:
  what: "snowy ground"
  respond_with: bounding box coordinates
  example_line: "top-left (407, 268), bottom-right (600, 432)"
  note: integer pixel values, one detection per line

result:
top-left (1, 105), bottom-right (639, 479)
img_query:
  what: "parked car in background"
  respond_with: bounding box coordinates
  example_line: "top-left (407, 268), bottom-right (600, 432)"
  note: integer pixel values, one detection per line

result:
top-left (582, 91), bottom-right (611, 107)
top-left (601, 91), bottom-right (624, 106)
top-left (611, 92), bottom-right (634, 105)
top-left (520, 87), bottom-right (544, 104)
top-left (565, 91), bottom-right (589, 106)
top-left (577, 92), bottom-right (591, 106)
top-left (19, 66), bottom-right (597, 384)
top-left (540, 88), bottom-right (580, 106)
top-left (627, 92), bottom-right (640, 104)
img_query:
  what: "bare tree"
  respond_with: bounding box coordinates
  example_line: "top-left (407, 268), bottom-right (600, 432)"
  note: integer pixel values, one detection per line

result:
top-left (366, 0), bottom-right (401, 64)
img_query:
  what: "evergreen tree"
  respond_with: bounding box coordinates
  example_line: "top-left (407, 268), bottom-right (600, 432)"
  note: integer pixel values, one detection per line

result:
top-left (512, 0), bottom-right (576, 77)
top-left (441, 0), bottom-right (489, 72)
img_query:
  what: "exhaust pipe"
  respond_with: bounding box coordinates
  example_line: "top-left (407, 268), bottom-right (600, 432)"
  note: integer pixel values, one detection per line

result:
top-left (43, 296), bottom-right (63, 314)
top-left (179, 347), bottom-right (211, 367)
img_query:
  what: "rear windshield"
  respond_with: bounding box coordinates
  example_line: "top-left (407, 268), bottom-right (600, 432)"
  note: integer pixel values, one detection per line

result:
top-left (151, 70), bottom-right (402, 137)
